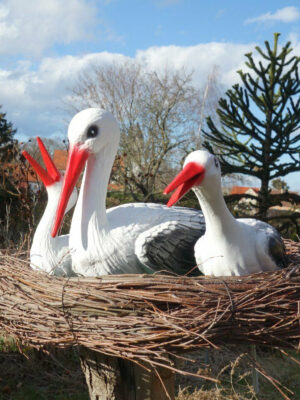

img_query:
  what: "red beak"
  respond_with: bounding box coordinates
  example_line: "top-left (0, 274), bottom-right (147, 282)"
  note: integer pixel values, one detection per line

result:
top-left (164, 162), bottom-right (205, 207)
top-left (36, 137), bottom-right (61, 183)
top-left (22, 137), bottom-right (61, 186)
top-left (51, 144), bottom-right (89, 237)
top-left (22, 150), bottom-right (54, 187)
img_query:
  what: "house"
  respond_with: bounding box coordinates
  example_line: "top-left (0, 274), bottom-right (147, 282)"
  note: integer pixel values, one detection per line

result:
top-left (230, 186), bottom-right (300, 215)
top-left (230, 186), bottom-right (260, 196)
top-left (230, 186), bottom-right (260, 214)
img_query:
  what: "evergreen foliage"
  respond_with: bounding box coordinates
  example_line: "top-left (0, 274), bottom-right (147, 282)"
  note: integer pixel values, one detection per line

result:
top-left (203, 33), bottom-right (300, 227)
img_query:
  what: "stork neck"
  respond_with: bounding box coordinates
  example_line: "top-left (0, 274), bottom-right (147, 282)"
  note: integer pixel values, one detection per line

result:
top-left (32, 186), bottom-right (61, 251)
top-left (34, 192), bottom-right (58, 239)
top-left (71, 142), bottom-right (117, 238)
top-left (193, 179), bottom-right (237, 235)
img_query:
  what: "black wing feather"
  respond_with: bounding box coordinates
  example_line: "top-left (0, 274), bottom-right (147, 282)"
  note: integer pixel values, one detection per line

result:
top-left (136, 209), bottom-right (205, 276)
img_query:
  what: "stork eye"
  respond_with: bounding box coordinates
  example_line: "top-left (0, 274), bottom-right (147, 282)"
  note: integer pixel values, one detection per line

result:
top-left (214, 157), bottom-right (219, 168)
top-left (87, 125), bottom-right (99, 138)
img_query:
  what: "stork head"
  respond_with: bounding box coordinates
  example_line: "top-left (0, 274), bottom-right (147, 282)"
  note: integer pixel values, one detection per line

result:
top-left (51, 108), bottom-right (120, 237)
top-left (164, 150), bottom-right (221, 207)
top-left (67, 108), bottom-right (120, 154)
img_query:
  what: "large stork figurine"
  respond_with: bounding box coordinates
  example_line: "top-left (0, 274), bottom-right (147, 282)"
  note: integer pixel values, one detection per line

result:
top-left (164, 150), bottom-right (287, 276)
top-left (23, 138), bottom-right (77, 276)
top-left (51, 108), bottom-right (205, 276)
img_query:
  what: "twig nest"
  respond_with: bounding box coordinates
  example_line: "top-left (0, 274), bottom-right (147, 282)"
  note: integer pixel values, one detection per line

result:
top-left (0, 240), bottom-right (299, 373)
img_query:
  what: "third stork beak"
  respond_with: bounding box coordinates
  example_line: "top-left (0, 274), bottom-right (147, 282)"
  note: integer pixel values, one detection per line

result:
top-left (164, 162), bottom-right (205, 207)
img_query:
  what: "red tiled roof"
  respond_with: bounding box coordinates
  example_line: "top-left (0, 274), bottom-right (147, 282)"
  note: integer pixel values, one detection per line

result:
top-left (231, 186), bottom-right (260, 195)
top-left (5, 149), bottom-right (124, 190)
top-left (53, 149), bottom-right (68, 170)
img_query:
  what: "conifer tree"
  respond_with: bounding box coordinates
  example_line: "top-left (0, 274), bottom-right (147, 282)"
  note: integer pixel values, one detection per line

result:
top-left (0, 106), bottom-right (16, 161)
top-left (204, 33), bottom-right (300, 223)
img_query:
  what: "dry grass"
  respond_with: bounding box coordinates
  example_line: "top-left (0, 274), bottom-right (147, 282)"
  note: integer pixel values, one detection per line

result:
top-left (175, 346), bottom-right (300, 400)
top-left (177, 388), bottom-right (224, 400)
top-left (0, 335), bottom-right (87, 400)
top-left (1, 338), bottom-right (300, 399)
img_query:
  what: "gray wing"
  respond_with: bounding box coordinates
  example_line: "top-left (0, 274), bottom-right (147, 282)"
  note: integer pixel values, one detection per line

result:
top-left (135, 208), bottom-right (205, 276)
top-left (267, 231), bottom-right (288, 269)
top-left (242, 218), bottom-right (288, 269)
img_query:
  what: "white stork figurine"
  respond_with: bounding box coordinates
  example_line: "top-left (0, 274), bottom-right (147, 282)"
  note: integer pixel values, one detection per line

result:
top-left (164, 149), bottom-right (287, 393)
top-left (51, 108), bottom-right (205, 277)
top-left (23, 137), bottom-right (77, 276)
top-left (164, 150), bottom-right (287, 276)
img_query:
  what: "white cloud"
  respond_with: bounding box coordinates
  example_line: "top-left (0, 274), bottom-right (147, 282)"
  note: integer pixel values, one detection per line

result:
top-left (246, 6), bottom-right (300, 24)
top-left (2, 36), bottom-right (299, 140)
top-left (0, 52), bottom-right (129, 137)
top-left (0, 0), bottom-right (98, 56)
top-left (0, 4), bottom-right (9, 19)
top-left (136, 42), bottom-right (254, 87)
top-left (1, 41), bottom-right (252, 139)
top-left (287, 32), bottom-right (300, 63)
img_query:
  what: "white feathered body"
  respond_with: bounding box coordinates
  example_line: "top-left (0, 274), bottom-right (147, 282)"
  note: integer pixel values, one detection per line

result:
top-left (195, 218), bottom-right (283, 276)
top-left (70, 202), bottom-right (204, 276)
top-left (30, 181), bottom-right (77, 276)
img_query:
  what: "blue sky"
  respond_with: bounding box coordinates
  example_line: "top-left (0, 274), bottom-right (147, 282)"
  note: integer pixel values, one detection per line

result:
top-left (0, 0), bottom-right (299, 189)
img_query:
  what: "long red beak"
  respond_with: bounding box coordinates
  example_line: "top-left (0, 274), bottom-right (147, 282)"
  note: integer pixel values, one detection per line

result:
top-left (164, 162), bottom-right (205, 207)
top-left (51, 144), bottom-right (89, 237)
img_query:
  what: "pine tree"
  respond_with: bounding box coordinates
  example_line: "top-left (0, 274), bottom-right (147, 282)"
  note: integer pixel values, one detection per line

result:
top-left (204, 33), bottom-right (300, 223)
top-left (0, 106), bottom-right (17, 161)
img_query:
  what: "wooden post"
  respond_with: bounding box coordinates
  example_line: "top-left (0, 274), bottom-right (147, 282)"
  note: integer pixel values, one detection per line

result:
top-left (80, 347), bottom-right (175, 400)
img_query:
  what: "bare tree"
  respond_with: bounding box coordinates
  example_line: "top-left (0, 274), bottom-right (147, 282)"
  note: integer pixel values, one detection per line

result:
top-left (68, 61), bottom-right (203, 201)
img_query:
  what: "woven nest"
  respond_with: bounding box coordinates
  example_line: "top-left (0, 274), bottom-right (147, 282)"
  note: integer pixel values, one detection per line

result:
top-left (0, 240), bottom-right (300, 373)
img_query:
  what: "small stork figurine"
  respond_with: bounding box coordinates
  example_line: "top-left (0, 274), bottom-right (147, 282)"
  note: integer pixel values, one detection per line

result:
top-left (165, 150), bottom-right (287, 276)
top-left (23, 137), bottom-right (77, 276)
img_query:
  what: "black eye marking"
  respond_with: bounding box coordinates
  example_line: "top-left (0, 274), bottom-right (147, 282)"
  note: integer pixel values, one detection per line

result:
top-left (214, 157), bottom-right (219, 168)
top-left (87, 125), bottom-right (99, 138)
